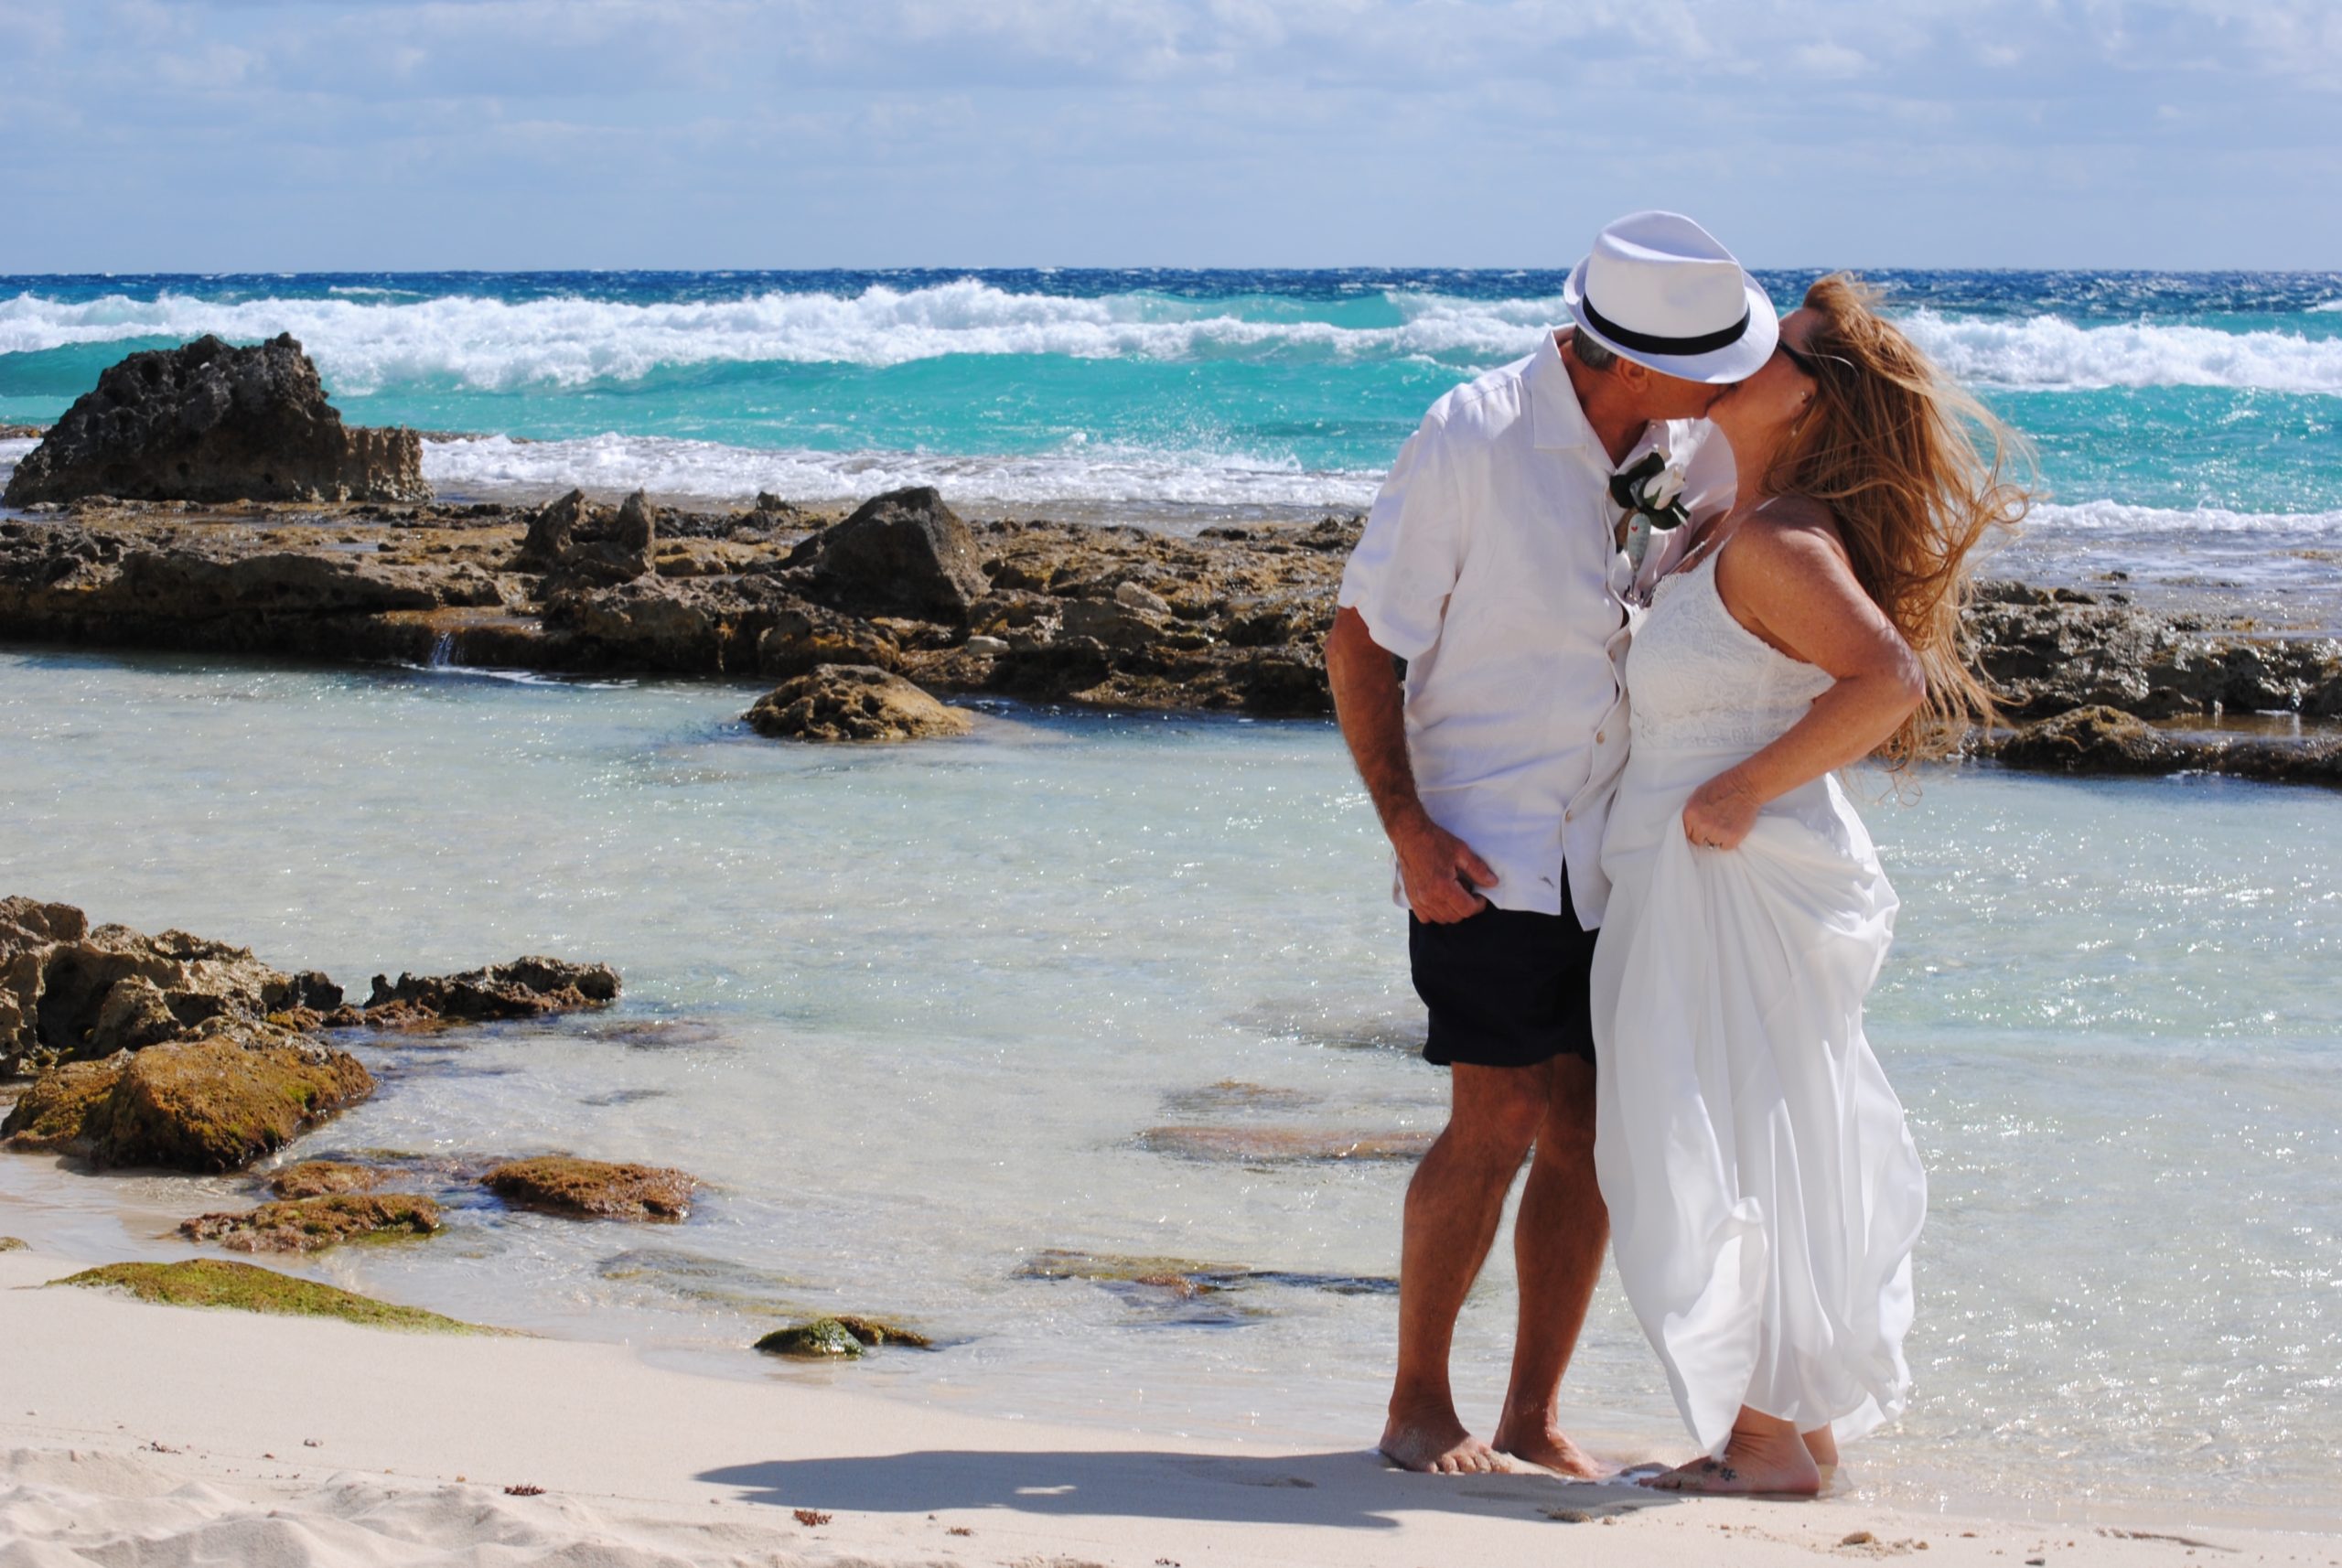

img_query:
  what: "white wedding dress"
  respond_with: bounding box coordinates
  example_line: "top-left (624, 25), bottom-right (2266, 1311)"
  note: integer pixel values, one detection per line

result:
top-left (1591, 542), bottom-right (1927, 1452)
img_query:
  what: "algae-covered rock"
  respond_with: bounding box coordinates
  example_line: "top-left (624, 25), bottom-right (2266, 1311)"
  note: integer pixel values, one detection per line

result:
top-left (333, 956), bottom-right (620, 1028)
top-left (0, 1055), bottom-right (125, 1151)
top-left (179, 1192), bottom-right (442, 1252)
top-left (55, 1259), bottom-right (485, 1332)
top-left (266, 1159), bottom-right (392, 1198)
top-left (482, 1155), bottom-right (696, 1220)
top-left (743, 663), bottom-right (973, 743)
top-left (3, 1024), bottom-right (374, 1171)
top-left (751, 1315), bottom-right (931, 1359)
top-left (0, 1237), bottom-right (25, 1252)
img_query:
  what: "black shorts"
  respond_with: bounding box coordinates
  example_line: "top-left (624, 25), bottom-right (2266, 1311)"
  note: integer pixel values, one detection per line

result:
top-left (1408, 884), bottom-right (1600, 1070)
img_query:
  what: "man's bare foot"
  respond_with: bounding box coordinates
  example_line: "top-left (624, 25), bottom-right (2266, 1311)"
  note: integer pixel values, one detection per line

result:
top-left (1491, 1418), bottom-right (1610, 1478)
top-left (1638, 1431), bottom-right (1821, 1497)
top-left (1380, 1410), bottom-right (1511, 1475)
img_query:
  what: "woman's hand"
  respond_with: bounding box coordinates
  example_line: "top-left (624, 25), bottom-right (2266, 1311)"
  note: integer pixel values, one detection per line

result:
top-left (1682, 769), bottom-right (1763, 851)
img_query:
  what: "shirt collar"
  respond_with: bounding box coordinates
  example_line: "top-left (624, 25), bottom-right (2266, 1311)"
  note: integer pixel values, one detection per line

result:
top-left (1529, 328), bottom-right (1599, 455)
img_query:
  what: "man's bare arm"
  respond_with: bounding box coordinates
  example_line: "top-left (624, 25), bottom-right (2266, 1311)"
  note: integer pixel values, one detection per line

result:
top-left (1326, 606), bottom-right (1497, 924)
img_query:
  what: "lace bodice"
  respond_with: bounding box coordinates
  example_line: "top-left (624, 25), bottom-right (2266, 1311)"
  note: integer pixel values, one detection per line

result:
top-left (1627, 547), bottom-right (1835, 753)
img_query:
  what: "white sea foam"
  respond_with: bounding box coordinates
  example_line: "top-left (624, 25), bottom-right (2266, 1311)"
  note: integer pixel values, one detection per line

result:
top-left (1900, 308), bottom-right (2342, 392)
top-left (0, 283), bottom-right (1560, 392)
top-left (2026, 498), bottom-right (2342, 541)
top-left (422, 433), bottom-right (1381, 511)
top-left (9, 281), bottom-right (2336, 395)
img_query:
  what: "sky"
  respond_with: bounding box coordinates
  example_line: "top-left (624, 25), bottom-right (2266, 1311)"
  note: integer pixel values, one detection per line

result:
top-left (1, 0), bottom-right (2337, 272)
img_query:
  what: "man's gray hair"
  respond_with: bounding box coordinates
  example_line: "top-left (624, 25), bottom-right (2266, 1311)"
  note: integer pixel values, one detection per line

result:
top-left (1569, 331), bottom-right (1619, 372)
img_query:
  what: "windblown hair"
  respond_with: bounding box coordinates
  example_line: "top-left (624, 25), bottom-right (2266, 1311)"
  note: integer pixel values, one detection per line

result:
top-left (1765, 274), bottom-right (2032, 765)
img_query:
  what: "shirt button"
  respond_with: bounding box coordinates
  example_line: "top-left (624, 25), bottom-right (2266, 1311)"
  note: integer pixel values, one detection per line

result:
top-left (1595, 730), bottom-right (1606, 744)
top-left (1564, 810), bottom-right (1574, 822)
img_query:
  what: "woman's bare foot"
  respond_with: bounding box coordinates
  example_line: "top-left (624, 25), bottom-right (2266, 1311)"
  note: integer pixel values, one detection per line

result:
top-left (1380, 1407), bottom-right (1511, 1474)
top-left (1803, 1426), bottom-right (1839, 1488)
top-left (1638, 1409), bottom-right (1821, 1497)
top-left (1490, 1417), bottom-right (1610, 1478)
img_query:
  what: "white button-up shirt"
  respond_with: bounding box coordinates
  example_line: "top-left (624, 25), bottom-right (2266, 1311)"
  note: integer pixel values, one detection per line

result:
top-left (1337, 329), bottom-right (1734, 929)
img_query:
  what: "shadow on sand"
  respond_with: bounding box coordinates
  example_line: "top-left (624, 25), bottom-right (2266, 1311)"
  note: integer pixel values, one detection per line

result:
top-left (698, 1445), bottom-right (1681, 1530)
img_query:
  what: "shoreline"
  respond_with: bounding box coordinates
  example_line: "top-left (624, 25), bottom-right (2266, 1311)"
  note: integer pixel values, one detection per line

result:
top-left (2, 1243), bottom-right (2333, 1564)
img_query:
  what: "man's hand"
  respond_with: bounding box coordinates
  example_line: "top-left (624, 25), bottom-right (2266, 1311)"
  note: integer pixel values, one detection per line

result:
top-left (1393, 811), bottom-right (1498, 923)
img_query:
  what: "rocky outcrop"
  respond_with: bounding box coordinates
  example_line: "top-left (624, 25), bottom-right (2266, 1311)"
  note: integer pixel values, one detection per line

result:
top-left (332, 957), bottom-right (620, 1028)
top-left (516, 489), bottom-right (657, 591)
top-left (180, 1192), bottom-right (442, 1252)
top-left (744, 663), bottom-right (974, 743)
top-left (481, 1156), bottom-right (696, 1220)
top-left (3, 335), bottom-right (427, 506)
top-left (1967, 583), bottom-right (2342, 723)
top-left (784, 487), bottom-right (988, 625)
top-left (1, 1020), bottom-right (375, 1172)
top-left (0, 897), bottom-right (341, 1077)
top-left (1991, 704), bottom-right (2342, 785)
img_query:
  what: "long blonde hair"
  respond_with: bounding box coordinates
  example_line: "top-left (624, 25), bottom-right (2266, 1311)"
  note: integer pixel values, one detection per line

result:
top-left (1765, 274), bottom-right (2031, 766)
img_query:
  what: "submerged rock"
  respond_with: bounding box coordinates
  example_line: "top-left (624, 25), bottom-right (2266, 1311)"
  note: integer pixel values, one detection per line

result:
top-left (1015, 1248), bottom-right (1397, 1309)
top-left (785, 487), bottom-right (989, 625)
top-left (1134, 1125), bottom-right (1434, 1164)
top-left (2, 1021), bottom-right (375, 1172)
top-left (0, 896), bottom-right (341, 1077)
top-left (179, 1192), bottom-right (442, 1252)
top-left (265, 1159), bottom-right (392, 1198)
top-left (1993, 705), bottom-right (2181, 774)
top-left (482, 1155), bottom-right (697, 1220)
top-left (56, 1259), bottom-right (486, 1332)
top-left (3, 335), bottom-right (428, 506)
top-left (743, 663), bottom-right (973, 743)
top-left (0, 1237), bottom-right (25, 1252)
top-left (333, 956), bottom-right (620, 1028)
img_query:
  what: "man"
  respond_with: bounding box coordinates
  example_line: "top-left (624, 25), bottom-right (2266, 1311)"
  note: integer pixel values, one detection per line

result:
top-left (1327, 211), bottom-right (1777, 1477)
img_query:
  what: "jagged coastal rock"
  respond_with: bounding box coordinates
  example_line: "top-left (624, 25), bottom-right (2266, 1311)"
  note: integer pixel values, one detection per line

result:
top-left (0, 896), bottom-right (341, 1077)
top-left (331, 958), bottom-right (622, 1028)
top-left (744, 663), bottom-right (975, 743)
top-left (2, 335), bottom-right (428, 507)
top-left (781, 486), bottom-right (988, 624)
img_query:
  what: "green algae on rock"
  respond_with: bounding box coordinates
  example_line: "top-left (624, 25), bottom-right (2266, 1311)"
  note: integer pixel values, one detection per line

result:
top-left (0, 1237), bottom-right (26, 1252)
top-left (179, 1193), bottom-right (443, 1252)
top-left (482, 1155), bottom-right (697, 1220)
top-left (54, 1259), bottom-right (487, 1333)
top-left (752, 1315), bottom-right (933, 1359)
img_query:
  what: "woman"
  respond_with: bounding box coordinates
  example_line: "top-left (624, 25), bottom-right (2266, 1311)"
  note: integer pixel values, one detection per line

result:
top-left (1592, 274), bottom-right (2026, 1496)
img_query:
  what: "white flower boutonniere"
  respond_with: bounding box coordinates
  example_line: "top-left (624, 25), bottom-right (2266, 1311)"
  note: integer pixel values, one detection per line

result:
top-left (1610, 447), bottom-right (1692, 571)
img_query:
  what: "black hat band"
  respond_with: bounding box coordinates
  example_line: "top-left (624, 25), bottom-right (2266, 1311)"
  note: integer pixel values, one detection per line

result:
top-left (1581, 295), bottom-right (1752, 357)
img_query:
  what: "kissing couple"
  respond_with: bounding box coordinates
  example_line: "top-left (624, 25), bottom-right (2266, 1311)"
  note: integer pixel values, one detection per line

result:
top-left (1328, 210), bottom-right (2025, 1494)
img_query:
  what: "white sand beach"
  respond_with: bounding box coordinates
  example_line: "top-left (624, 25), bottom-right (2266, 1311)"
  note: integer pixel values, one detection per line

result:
top-left (1, 1244), bottom-right (2328, 1568)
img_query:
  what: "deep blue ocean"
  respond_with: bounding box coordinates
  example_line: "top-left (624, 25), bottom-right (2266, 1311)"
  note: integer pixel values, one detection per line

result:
top-left (5, 268), bottom-right (2341, 613)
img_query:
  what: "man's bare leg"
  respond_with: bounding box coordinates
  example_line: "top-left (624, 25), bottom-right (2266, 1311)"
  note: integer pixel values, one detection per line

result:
top-left (1490, 1055), bottom-right (1610, 1477)
top-left (1380, 1062), bottom-right (1545, 1474)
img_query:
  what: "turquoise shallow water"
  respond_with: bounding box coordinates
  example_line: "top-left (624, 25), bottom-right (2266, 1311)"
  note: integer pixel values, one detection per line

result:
top-left (0, 648), bottom-right (2336, 1527)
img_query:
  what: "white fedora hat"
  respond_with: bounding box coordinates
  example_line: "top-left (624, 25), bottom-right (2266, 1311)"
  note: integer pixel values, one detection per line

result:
top-left (1562, 210), bottom-right (1778, 384)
